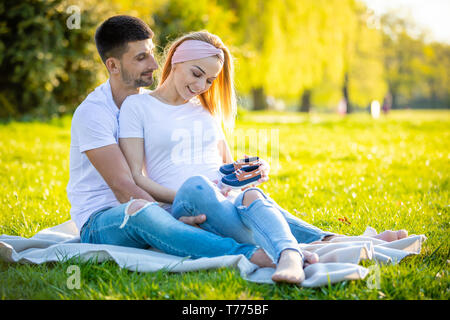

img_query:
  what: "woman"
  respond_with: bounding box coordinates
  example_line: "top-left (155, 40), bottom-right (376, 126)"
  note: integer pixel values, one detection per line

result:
top-left (118, 31), bottom-right (408, 284)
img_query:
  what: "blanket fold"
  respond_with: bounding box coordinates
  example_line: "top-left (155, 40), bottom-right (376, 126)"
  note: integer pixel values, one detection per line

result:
top-left (0, 220), bottom-right (427, 287)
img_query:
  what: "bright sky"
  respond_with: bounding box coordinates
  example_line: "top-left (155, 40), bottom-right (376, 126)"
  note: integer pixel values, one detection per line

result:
top-left (361, 0), bottom-right (450, 44)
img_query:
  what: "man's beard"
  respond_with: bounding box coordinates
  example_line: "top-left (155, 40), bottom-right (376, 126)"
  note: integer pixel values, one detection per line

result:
top-left (121, 65), bottom-right (153, 88)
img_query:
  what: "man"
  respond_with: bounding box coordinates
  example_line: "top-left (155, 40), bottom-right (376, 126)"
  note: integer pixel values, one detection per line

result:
top-left (66, 15), bottom-right (278, 269)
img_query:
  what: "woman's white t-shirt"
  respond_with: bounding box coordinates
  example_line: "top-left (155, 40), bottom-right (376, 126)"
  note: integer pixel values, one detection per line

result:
top-left (118, 94), bottom-right (227, 211)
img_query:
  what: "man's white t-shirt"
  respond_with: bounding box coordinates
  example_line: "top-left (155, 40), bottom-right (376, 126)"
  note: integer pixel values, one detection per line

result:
top-left (118, 94), bottom-right (227, 212)
top-left (66, 80), bottom-right (149, 233)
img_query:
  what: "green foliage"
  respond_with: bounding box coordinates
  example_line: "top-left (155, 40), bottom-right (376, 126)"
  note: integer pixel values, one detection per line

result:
top-left (222, 0), bottom-right (388, 110)
top-left (380, 11), bottom-right (450, 109)
top-left (0, 0), bottom-right (448, 119)
top-left (0, 110), bottom-right (449, 299)
top-left (151, 0), bottom-right (235, 59)
top-left (0, 0), bottom-right (112, 119)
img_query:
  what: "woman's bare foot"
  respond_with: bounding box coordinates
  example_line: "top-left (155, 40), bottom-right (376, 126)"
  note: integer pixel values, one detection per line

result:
top-left (373, 229), bottom-right (408, 242)
top-left (271, 249), bottom-right (305, 284)
top-left (310, 229), bottom-right (409, 244)
top-left (250, 248), bottom-right (318, 268)
top-left (250, 248), bottom-right (276, 268)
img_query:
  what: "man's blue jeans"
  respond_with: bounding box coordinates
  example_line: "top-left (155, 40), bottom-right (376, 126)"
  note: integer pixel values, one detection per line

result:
top-left (80, 200), bottom-right (259, 261)
top-left (172, 175), bottom-right (335, 264)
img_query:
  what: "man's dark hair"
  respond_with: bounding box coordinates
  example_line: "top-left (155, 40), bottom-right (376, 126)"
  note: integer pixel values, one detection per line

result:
top-left (95, 15), bottom-right (154, 63)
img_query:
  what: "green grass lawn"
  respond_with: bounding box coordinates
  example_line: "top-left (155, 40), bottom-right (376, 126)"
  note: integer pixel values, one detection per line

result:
top-left (0, 110), bottom-right (448, 299)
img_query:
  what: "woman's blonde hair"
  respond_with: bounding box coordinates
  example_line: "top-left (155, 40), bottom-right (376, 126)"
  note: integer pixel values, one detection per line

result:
top-left (158, 31), bottom-right (237, 133)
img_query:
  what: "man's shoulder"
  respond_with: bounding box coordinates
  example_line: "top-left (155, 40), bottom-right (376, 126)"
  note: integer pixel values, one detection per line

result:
top-left (72, 100), bottom-right (110, 126)
top-left (73, 84), bottom-right (112, 121)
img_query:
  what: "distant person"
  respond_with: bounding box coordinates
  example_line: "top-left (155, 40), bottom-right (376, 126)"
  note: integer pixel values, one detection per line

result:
top-left (371, 100), bottom-right (381, 119)
top-left (338, 98), bottom-right (347, 115)
top-left (382, 93), bottom-right (392, 114)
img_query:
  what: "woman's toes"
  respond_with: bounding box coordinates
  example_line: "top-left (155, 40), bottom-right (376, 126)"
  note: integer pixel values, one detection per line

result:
top-left (374, 229), bottom-right (409, 242)
top-left (397, 229), bottom-right (408, 239)
top-left (303, 251), bottom-right (319, 264)
top-left (374, 230), bottom-right (397, 242)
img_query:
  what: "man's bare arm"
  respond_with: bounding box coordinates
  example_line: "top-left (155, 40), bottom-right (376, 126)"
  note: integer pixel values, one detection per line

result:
top-left (84, 144), bottom-right (155, 203)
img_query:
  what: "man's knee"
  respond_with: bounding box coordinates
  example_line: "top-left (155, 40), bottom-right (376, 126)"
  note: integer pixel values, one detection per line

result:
top-left (242, 189), bottom-right (265, 207)
top-left (126, 199), bottom-right (150, 215)
top-left (119, 199), bottom-right (152, 229)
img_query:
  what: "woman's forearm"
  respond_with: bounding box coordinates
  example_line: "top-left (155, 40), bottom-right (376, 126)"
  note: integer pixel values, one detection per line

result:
top-left (218, 139), bottom-right (234, 164)
top-left (112, 178), bottom-right (156, 203)
top-left (132, 173), bottom-right (177, 204)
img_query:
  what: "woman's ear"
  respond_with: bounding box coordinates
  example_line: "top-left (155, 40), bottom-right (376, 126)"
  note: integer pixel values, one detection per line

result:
top-left (105, 57), bottom-right (121, 75)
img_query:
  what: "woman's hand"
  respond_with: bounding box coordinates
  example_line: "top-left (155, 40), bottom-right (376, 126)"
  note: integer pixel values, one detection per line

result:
top-left (256, 157), bottom-right (270, 184)
top-left (241, 154), bottom-right (270, 191)
top-left (212, 179), bottom-right (232, 197)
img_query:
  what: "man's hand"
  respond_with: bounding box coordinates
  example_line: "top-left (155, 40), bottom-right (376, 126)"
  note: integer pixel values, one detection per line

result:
top-left (178, 214), bottom-right (206, 228)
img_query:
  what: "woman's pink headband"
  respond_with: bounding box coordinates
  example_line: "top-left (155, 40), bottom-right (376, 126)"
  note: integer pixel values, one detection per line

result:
top-left (171, 40), bottom-right (224, 65)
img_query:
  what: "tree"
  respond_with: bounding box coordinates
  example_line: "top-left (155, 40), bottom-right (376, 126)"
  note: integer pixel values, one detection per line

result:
top-left (345, 1), bottom-right (387, 111)
top-left (150, 0), bottom-right (235, 69)
top-left (224, 0), bottom-right (334, 111)
top-left (225, 0), bottom-right (387, 112)
top-left (380, 10), bottom-right (450, 109)
top-left (0, 0), bottom-right (114, 119)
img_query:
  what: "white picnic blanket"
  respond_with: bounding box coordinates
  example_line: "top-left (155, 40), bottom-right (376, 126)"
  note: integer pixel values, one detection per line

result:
top-left (0, 221), bottom-right (426, 287)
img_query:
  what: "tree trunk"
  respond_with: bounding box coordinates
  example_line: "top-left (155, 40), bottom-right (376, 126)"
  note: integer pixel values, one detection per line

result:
top-left (389, 84), bottom-right (398, 109)
top-left (252, 87), bottom-right (268, 110)
top-left (299, 89), bottom-right (311, 112)
top-left (342, 72), bottom-right (352, 114)
top-left (429, 80), bottom-right (437, 109)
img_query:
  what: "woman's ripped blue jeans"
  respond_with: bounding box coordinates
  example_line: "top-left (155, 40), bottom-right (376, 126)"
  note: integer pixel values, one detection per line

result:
top-left (172, 175), bottom-right (335, 263)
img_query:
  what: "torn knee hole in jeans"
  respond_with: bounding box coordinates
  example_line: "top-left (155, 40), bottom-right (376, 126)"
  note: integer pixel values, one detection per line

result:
top-left (241, 189), bottom-right (266, 208)
top-left (119, 199), bottom-right (152, 229)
